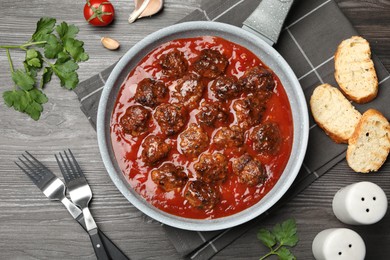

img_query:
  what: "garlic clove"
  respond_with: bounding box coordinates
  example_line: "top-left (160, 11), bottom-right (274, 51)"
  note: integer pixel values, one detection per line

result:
top-left (129, 0), bottom-right (163, 23)
top-left (138, 0), bottom-right (163, 18)
top-left (101, 37), bottom-right (120, 50)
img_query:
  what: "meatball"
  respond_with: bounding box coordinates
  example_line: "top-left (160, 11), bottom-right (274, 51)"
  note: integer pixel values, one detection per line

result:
top-left (185, 181), bottom-right (220, 209)
top-left (159, 50), bottom-right (188, 78)
top-left (193, 49), bottom-right (228, 79)
top-left (179, 124), bottom-right (209, 157)
top-left (250, 122), bottom-right (282, 155)
top-left (134, 78), bottom-right (168, 108)
top-left (195, 101), bottom-right (227, 127)
top-left (172, 74), bottom-right (205, 110)
top-left (194, 152), bottom-right (228, 183)
top-left (213, 125), bottom-right (245, 148)
top-left (141, 135), bottom-right (171, 165)
top-left (232, 154), bottom-right (267, 186)
top-left (239, 66), bottom-right (275, 96)
top-left (151, 163), bottom-right (188, 191)
top-left (232, 94), bottom-right (266, 130)
top-left (120, 105), bottom-right (151, 136)
top-left (211, 75), bottom-right (241, 100)
top-left (154, 103), bottom-right (187, 136)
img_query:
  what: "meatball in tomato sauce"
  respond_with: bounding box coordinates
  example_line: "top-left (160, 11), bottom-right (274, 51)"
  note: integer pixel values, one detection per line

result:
top-left (195, 101), bottom-right (227, 127)
top-left (159, 50), bottom-right (188, 78)
top-left (120, 105), bottom-right (151, 136)
top-left (134, 78), bottom-right (168, 108)
top-left (141, 135), bottom-right (171, 165)
top-left (232, 154), bottom-right (267, 186)
top-left (239, 66), bottom-right (275, 95)
top-left (250, 122), bottom-right (282, 155)
top-left (185, 180), bottom-right (220, 209)
top-left (194, 152), bottom-right (228, 183)
top-left (151, 163), bottom-right (188, 192)
top-left (154, 103), bottom-right (187, 136)
top-left (193, 49), bottom-right (228, 79)
top-left (172, 73), bottom-right (204, 110)
top-left (211, 75), bottom-right (241, 100)
top-left (179, 124), bottom-right (209, 158)
top-left (213, 125), bottom-right (245, 148)
top-left (233, 94), bottom-right (267, 130)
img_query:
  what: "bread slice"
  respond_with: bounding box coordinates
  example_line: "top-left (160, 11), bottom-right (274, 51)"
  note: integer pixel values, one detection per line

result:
top-left (334, 36), bottom-right (378, 103)
top-left (310, 84), bottom-right (362, 143)
top-left (347, 109), bottom-right (390, 173)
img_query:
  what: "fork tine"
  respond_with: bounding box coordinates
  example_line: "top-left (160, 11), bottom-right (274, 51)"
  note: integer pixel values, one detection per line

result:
top-left (15, 160), bottom-right (37, 180)
top-left (25, 151), bottom-right (49, 171)
top-left (18, 157), bottom-right (40, 177)
top-left (58, 151), bottom-right (77, 183)
top-left (68, 149), bottom-right (83, 176)
top-left (16, 152), bottom-right (56, 191)
top-left (64, 150), bottom-right (82, 178)
top-left (55, 154), bottom-right (66, 176)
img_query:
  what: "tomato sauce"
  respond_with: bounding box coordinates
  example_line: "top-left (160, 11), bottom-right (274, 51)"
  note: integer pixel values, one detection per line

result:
top-left (110, 36), bottom-right (293, 219)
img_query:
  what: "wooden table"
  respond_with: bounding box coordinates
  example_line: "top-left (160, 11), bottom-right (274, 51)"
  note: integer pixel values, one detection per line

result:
top-left (0, 0), bottom-right (389, 259)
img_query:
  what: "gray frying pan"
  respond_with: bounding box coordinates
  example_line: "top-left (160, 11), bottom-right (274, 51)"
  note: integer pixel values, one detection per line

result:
top-left (97, 0), bottom-right (309, 231)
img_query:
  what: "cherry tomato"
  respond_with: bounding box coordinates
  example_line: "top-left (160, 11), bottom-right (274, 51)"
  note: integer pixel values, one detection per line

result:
top-left (84, 0), bottom-right (115, 26)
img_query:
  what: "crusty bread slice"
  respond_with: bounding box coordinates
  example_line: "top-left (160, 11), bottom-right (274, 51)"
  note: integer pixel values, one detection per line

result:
top-left (310, 84), bottom-right (362, 143)
top-left (334, 36), bottom-right (378, 103)
top-left (347, 109), bottom-right (390, 173)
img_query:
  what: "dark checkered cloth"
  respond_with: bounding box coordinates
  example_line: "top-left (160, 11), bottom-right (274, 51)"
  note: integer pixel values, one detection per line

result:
top-left (74, 0), bottom-right (390, 259)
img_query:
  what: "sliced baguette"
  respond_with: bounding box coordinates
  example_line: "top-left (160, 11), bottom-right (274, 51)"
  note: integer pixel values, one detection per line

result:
top-left (334, 36), bottom-right (378, 103)
top-left (347, 109), bottom-right (390, 173)
top-left (310, 84), bottom-right (362, 143)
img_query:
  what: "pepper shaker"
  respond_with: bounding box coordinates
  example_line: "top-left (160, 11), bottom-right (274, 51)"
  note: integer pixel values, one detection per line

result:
top-left (332, 181), bottom-right (388, 225)
top-left (312, 228), bottom-right (365, 260)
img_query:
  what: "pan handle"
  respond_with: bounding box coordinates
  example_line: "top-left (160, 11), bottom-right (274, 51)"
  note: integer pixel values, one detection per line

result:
top-left (242, 0), bottom-right (295, 46)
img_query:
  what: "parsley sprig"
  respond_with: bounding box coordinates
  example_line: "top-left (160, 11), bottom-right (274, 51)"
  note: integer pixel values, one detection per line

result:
top-left (0, 17), bottom-right (88, 120)
top-left (257, 219), bottom-right (299, 260)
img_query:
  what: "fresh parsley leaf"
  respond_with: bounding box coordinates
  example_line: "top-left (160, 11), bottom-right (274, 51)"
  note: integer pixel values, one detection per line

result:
top-left (3, 90), bottom-right (28, 112)
top-left (64, 38), bottom-right (89, 62)
top-left (3, 89), bottom-right (47, 120)
top-left (258, 219), bottom-right (298, 260)
top-left (23, 61), bottom-right (39, 78)
top-left (44, 34), bottom-right (63, 59)
top-left (11, 70), bottom-right (35, 91)
top-left (3, 90), bottom-right (19, 107)
top-left (31, 17), bottom-right (56, 42)
top-left (56, 51), bottom-right (71, 64)
top-left (257, 229), bottom-right (276, 248)
top-left (40, 67), bottom-right (53, 89)
top-left (273, 219), bottom-right (298, 247)
top-left (25, 100), bottom-right (43, 120)
top-left (56, 22), bottom-right (79, 41)
top-left (53, 60), bottom-right (79, 89)
top-left (25, 49), bottom-right (42, 68)
top-left (276, 247), bottom-right (296, 260)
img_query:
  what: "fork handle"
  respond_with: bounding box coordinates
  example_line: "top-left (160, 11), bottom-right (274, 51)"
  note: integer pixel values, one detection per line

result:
top-left (89, 228), bottom-right (111, 260)
top-left (76, 215), bottom-right (129, 260)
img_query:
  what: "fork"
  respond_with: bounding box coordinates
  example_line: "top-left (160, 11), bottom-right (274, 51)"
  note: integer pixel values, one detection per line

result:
top-left (16, 152), bottom-right (127, 259)
top-left (55, 150), bottom-right (110, 260)
top-left (15, 151), bottom-right (81, 219)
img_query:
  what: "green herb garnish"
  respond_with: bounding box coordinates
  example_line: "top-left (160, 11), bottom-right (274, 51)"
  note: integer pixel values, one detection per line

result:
top-left (1, 17), bottom-right (88, 120)
top-left (257, 218), bottom-right (299, 260)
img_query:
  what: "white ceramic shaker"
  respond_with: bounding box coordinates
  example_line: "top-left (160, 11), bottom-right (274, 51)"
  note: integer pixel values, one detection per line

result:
top-left (332, 181), bottom-right (388, 225)
top-left (312, 228), bottom-right (365, 260)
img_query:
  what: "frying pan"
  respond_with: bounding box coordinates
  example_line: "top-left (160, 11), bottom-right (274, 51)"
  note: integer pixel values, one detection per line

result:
top-left (97, 0), bottom-right (309, 231)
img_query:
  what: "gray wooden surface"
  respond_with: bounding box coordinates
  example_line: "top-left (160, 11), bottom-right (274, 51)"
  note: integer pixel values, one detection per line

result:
top-left (0, 0), bottom-right (389, 259)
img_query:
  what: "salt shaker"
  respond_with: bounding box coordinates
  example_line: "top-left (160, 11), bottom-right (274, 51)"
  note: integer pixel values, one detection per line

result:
top-left (332, 181), bottom-right (388, 225)
top-left (312, 228), bottom-right (365, 260)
